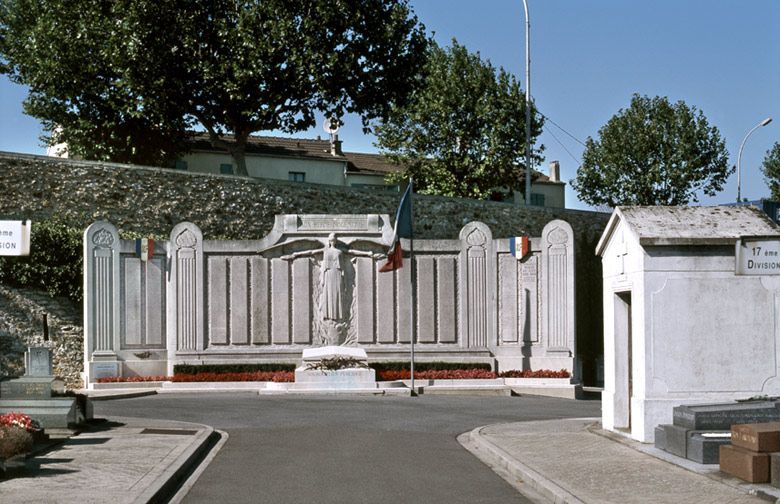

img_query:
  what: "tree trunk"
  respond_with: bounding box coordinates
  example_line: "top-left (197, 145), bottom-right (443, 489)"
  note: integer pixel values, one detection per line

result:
top-left (230, 134), bottom-right (249, 176)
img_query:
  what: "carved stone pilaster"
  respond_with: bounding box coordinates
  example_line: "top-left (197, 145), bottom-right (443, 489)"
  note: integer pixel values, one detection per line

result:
top-left (168, 223), bottom-right (203, 353)
top-left (541, 220), bottom-right (575, 356)
top-left (459, 222), bottom-right (495, 348)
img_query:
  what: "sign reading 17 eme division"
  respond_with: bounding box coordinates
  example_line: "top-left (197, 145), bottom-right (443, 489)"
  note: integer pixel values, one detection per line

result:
top-left (0, 220), bottom-right (31, 256)
top-left (736, 238), bottom-right (780, 275)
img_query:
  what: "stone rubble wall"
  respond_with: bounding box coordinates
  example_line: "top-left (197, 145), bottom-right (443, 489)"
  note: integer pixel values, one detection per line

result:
top-left (0, 151), bottom-right (611, 385)
top-left (0, 285), bottom-right (83, 389)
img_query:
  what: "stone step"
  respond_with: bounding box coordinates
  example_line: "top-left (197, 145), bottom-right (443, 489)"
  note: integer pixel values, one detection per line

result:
top-left (419, 385), bottom-right (512, 396)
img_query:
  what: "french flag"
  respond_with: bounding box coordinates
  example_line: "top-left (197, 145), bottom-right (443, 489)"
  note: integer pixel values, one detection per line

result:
top-left (135, 238), bottom-right (155, 262)
top-left (380, 182), bottom-right (413, 273)
top-left (509, 236), bottom-right (529, 259)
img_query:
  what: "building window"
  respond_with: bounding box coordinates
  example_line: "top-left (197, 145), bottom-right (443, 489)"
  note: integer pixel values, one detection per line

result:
top-left (289, 171), bottom-right (306, 182)
top-left (220, 163), bottom-right (234, 175)
top-left (174, 160), bottom-right (188, 171)
top-left (531, 193), bottom-right (546, 206)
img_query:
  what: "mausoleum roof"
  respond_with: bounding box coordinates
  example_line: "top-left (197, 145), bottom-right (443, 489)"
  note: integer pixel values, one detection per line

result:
top-left (596, 205), bottom-right (780, 255)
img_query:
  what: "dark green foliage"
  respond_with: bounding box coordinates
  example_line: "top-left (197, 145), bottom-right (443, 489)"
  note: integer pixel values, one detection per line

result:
top-left (0, 220), bottom-right (82, 303)
top-left (173, 363), bottom-right (296, 375)
top-left (375, 40), bottom-right (543, 200)
top-left (572, 94), bottom-right (731, 207)
top-left (762, 142), bottom-right (780, 201)
top-left (369, 361), bottom-right (492, 372)
top-left (0, 425), bottom-right (33, 460)
top-left (0, 0), bottom-right (428, 173)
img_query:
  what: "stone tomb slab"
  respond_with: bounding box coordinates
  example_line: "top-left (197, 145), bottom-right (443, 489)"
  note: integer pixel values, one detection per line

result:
top-left (654, 425), bottom-right (667, 451)
top-left (661, 424), bottom-right (689, 458)
top-left (731, 421), bottom-right (780, 452)
top-left (720, 444), bottom-right (770, 483)
top-left (771, 453), bottom-right (780, 488)
top-left (0, 376), bottom-right (55, 399)
top-left (673, 401), bottom-right (780, 431)
top-left (687, 432), bottom-right (731, 464)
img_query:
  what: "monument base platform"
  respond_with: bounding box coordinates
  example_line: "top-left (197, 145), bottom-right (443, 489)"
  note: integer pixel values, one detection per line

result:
top-left (0, 398), bottom-right (89, 429)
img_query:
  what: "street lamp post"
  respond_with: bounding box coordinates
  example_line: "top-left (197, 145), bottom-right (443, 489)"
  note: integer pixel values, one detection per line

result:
top-left (737, 117), bottom-right (772, 203)
top-left (522, 0), bottom-right (532, 206)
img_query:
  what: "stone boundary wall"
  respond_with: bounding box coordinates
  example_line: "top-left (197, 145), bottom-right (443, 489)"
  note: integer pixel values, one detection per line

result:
top-left (0, 151), bottom-right (610, 383)
top-left (0, 285), bottom-right (83, 388)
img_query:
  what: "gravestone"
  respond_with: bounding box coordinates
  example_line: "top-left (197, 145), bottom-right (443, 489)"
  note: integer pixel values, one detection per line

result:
top-left (294, 346), bottom-right (377, 390)
top-left (673, 401), bottom-right (780, 431)
top-left (0, 347), bottom-right (90, 429)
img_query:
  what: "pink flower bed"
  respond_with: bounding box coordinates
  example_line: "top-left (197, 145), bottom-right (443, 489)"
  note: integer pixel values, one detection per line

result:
top-left (378, 369), bottom-right (497, 380)
top-left (0, 412), bottom-right (42, 432)
top-left (96, 371), bottom-right (295, 383)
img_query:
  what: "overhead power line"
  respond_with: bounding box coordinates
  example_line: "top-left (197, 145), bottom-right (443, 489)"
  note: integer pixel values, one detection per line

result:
top-left (538, 112), bottom-right (587, 147)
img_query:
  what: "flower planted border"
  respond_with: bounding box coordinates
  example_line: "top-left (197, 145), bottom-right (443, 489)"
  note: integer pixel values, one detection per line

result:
top-left (96, 367), bottom-right (569, 383)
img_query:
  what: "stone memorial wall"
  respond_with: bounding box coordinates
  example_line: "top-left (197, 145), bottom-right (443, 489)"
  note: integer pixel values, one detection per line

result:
top-left (83, 215), bottom-right (576, 385)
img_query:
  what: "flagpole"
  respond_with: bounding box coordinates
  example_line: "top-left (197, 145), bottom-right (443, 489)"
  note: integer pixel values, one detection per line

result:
top-left (408, 178), bottom-right (415, 396)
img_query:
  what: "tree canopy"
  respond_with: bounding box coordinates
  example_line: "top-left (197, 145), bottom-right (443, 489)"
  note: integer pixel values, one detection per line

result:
top-left (0, 0), bottom-right (428, 172)
top-left (762, 142), bottom-right (780, 201)
top-left (572, 94), bottom-right (731, 207)
top-left (374, 40), bottom-right (543, 201)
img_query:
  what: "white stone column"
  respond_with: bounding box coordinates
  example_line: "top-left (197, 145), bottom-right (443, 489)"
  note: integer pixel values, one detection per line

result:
top-left (83, 221), bottom-right (120, 384)
top-left (167, 223), bottom-right (204, 361)
top-left (540, 219), bottom-right (576, 369)
top-left (458, 222), bottom-right (496, 348)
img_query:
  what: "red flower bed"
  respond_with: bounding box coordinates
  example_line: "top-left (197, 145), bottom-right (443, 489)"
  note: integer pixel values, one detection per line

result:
top-left (96, 371), bottom-right (295, 383)
top-left (378, 369), bottom-right (497, 380)
top-left (96, 375), bottom-right (168, 383)
top-left (171, 371), bottom-right (294, 383)
top-left (0, 412), bottom-right (42, 432)
top-left (498, 369), bottom-right (571, 378)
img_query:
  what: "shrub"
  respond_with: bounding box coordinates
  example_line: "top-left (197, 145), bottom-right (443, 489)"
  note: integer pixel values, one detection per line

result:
top-left (173, 363), bottom-right (295, 375)
top-left (0, 220), bottom-right (83, 303)
top-left (0, 426), bottom-right (34, 460)
top-left (498, 369), bottom-right (571, 379)
top-left (369, 362), bottom-right (492, 372)
top-left (378, 369), bottom-right (497, 380)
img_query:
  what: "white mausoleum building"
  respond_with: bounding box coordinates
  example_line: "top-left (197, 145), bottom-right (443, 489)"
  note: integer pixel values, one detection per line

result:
top-left (597, 205), bottom-right (780, 442)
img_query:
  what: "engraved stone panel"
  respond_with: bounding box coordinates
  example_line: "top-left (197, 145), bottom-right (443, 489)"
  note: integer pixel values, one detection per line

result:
top-left (376, 262), bottom-right (395, 343)
top-left (417, 257), bottom-right (436, 343)
top-left (356, 257), bottom-right (375, 344)
top-left (251, 257), bottom-right (270, 344)
top-left (459, 223), bottom-right (493, 348)
top-left (123, 257), bottom-right (142, 346)
top-left (292, 258), bottom-right (312, 344)
top-left (437, 257), bottom-right (457, 343)
top-left (146, 256), bottom-right (165, 346)
top-left (397, 259), bottom-right (412, 343)
top-left (208, 256), bottom-right (228, 345)
top-left (521, 255), bottom-right (539, 343)
top-left (499, 254), bottom-right (518, 343)
top-left (231, 256), bottom-right (250, 345)
top-left (271, 259), bottom-right (290, 344)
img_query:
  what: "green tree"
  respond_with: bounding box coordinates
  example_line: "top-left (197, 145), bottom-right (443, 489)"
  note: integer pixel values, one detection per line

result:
top-left (572, 94), bottom-right (730, 207)
top-left (762, 142), bottom-right (780, 201)
top-left (374, 40), bottom-right (543, 201)
top-left (0, 0), bottom-right (428, 173)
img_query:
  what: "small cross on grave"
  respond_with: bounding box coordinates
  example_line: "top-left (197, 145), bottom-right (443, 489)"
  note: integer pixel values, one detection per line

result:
top-left (617, 238), bottom-right (629, 275)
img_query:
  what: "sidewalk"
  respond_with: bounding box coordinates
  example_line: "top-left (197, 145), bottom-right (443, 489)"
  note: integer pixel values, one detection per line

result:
top-left (0, 416), bottom-right (223, 504)
top-left (462, 417), bottom-right (780, 504)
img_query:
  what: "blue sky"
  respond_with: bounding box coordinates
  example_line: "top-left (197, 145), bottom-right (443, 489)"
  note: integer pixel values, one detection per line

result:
top-left (1, 0), bottom-right (778, 210)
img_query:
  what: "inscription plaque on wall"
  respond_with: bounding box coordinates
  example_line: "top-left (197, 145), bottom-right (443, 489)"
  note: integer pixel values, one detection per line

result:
top-left (736, 238), bottom-right (780, 275)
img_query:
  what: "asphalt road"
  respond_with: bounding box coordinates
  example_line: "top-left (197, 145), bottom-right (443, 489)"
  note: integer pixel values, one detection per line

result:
top-left (95, 393), bottom-right (601, 504)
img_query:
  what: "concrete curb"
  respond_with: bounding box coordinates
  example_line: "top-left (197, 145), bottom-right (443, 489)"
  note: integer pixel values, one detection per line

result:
top-left (460, 425), bottom-right (584, 504)
top-left (126, 419), bottom-right (222, 504)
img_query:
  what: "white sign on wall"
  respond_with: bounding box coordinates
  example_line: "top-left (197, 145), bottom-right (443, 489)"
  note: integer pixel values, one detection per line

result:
top-left (736, 238), bottom-right (780, 275)
top-left (0, 220), bottom-right (31, 256)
